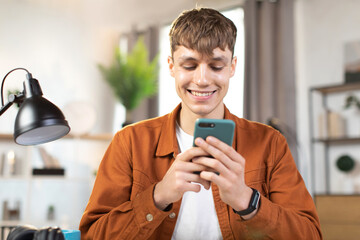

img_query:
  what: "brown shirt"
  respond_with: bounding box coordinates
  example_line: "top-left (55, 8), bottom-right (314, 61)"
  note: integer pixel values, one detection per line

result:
top-left (79, 104), bottom-right (322, 239)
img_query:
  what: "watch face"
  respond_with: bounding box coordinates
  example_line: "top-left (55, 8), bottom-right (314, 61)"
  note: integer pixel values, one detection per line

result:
top-left (253, 190), bottom-right (260, 209)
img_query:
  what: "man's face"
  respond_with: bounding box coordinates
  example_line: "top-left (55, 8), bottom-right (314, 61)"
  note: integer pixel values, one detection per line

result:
top-left (168, 46), bottom-right (237, 118)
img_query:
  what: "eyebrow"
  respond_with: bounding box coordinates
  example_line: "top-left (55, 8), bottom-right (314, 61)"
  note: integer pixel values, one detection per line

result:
top-left (178, 56), bottom-right (197, 62)
top-left (178, 56), bottom-right (229, 63)
top-left (212, 56), bottom-right (229, 63)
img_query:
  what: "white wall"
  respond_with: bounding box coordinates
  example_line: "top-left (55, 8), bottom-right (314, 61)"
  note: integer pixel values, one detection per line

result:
top-left (295, 0), bottom-right (360, 194)
top-left (0, 0), bottom-right (118, 229)
top-left (0, 0), bottom-right (119, 134)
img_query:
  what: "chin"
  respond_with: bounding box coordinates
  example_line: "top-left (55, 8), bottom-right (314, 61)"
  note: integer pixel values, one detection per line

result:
top-left (181, 100), bottom-right (223, 118)
top-left (190, 106), bottom-right (215, 117)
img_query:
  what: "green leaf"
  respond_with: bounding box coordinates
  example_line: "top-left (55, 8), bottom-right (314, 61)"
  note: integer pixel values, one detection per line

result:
top-left (344, 95), bottom-right (360, 110)
top-left (98, 37), bottom-right (158, 111)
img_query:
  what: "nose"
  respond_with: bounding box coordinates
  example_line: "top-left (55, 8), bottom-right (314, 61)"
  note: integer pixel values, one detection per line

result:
top-left (194, 63), bottom-right (209, 86)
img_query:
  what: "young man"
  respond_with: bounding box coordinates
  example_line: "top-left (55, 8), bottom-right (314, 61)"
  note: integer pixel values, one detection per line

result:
top-left (79, 8), bottom-right (322, 239)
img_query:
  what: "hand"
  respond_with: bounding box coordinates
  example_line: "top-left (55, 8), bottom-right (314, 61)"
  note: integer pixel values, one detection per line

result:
top-left (193, 136), bottom-right (255, 217)
top-left (153, 147), bottom-right (212, 210)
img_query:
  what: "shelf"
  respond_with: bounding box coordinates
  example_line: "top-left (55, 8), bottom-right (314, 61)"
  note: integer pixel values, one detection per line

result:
top-left (312, 137), bottom-right (360, 144)
top-left (0, 176), bottom-right (93, 181)
top-left (64, 133), bottom-right (113, 141)
top-left (0, 134), bottom-right (13, 140)
top-left (0, 220), bottom-right (22, 226)
top-left (315, 193), bottom-right (360, 197)
top-left (0, 176), bottom-right (31, 181)
top-left (30, 176), bottom-right (93, 181)
top-left (310, 82), bottom-right (360, 194)
top-left (0, 133), bottom-right (113, 141)
top-left (311, 82), bottom-right (360, 94)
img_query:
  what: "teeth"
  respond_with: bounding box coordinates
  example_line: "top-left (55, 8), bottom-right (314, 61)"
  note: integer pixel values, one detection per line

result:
top-left (191, 91), bottom-right (213, 97)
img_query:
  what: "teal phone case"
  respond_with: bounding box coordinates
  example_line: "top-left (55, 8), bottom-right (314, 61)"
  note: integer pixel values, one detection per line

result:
top-left (193, 118), bottom-right (235, 146)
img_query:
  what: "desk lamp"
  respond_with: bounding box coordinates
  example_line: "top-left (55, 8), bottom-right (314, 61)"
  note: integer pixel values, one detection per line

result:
top-left (0, 68), bottom-right (70, 145)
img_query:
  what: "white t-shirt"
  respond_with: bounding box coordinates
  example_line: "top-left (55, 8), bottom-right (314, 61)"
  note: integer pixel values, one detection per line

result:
top-left (171, 123), bottom-right (222, 240)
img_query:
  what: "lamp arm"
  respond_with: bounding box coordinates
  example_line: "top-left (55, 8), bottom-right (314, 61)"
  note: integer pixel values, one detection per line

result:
top-left (0, 101), bottom-right (14, 116)
top-left (1, 68), bottom-right (30, 106)
top-left (0, 93), bottom-right (25, 116)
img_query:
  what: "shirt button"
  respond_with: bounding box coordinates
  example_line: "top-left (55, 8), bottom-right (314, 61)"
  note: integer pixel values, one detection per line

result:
top-left (169, 212), bottom-right (176, 219)
top-left (146, 214), bottom-right (154, 222)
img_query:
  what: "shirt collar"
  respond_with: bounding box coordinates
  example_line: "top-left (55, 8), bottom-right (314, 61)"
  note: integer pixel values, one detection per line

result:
top-left (224, 105), bottom-right (238, 149)
top-left (156, 103), bottom-right (181, 157)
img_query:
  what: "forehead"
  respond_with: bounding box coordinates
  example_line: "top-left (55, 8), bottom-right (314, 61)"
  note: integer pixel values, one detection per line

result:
top-left (173, 46), bottom-right (232, 62)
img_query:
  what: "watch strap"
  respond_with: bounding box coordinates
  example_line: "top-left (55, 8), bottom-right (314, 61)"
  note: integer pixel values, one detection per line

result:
top-left (233, 188), bottom-right (260, 216)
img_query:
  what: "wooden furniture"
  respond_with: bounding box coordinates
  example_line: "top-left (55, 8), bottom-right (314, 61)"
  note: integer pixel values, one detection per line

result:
top-left (315, 195), bottom-right (360, 240)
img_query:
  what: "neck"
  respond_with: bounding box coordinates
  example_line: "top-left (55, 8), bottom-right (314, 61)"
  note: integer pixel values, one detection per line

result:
top-left (178, 103), bottom-right (225, 135)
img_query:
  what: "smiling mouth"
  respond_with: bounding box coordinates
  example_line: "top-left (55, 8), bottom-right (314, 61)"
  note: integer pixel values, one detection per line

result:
top-left (189, 90), bottom-right (216, 97)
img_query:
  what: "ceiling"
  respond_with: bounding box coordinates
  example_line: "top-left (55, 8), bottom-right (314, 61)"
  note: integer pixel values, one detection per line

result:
top-left (91, 0), bottom-right (244, 30)
top-left (13, 0), bottom-right (244, 32)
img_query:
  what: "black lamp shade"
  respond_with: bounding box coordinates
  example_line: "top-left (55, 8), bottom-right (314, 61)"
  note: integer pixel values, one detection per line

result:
top-left (14, 96), bottom-right (70, 145)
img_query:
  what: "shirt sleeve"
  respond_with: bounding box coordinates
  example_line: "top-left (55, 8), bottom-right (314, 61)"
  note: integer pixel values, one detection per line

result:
top-left (235, 132), bottom-right (323, 239)
top-left (79, 132), bottom-right (170, 240)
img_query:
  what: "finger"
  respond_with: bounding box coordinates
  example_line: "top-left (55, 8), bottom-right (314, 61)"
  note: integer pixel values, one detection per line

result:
top-left (180, 181), bottom-right (202, 193)
top-left (194, 137), bottom-right (237, 170)
top-left (176, 147), bottom-right (209, 162)
top-left (200, 170), bottom-right (239, 195)
top-left (200, 179), bottom-right (211, 190)
top-left (194, 177), bottom-right (211, 190)
top-left (180, 172), bottom-right (211, 191)
top-left (191, 157), bottom-right (218, 174)
top-left (183, 181), bottom-right (211, 192)
top-left (206, 136), bottom-right (245, 164)
top-left (176, 161), bottom-right (212, 173)
top-left (192, 156), bottom-right (230, 176)
top-left (199, 170), bottom-right (223, 184)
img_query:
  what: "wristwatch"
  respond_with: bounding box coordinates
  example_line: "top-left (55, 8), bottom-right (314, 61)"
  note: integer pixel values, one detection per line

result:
top-left (233, 188), bottom-right (260, 216)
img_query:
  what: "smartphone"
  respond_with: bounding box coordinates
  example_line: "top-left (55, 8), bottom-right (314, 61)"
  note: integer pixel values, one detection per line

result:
top-left (193, 118), bottom-right (235, 147)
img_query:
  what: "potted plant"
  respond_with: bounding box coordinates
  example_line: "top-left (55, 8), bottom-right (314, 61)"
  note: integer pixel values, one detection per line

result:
top-left (343, 94), bottom-right (360, 136)
top-left (98, 37), bottom-right (158, 126)
top-left (336, 155), bottom-right (355, 173)
top-left (336, 154), bottom-right (356, 193)
top-left (344, 94), bottom-right (360, 110)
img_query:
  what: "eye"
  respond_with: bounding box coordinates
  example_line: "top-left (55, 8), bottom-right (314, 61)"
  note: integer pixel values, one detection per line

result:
top-left (183, 65), bottom-right (196, 71)
top-left (210, 66), bottom-right (224, 71)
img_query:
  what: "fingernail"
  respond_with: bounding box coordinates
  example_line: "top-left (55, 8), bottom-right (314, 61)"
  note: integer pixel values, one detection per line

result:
top-left (195, 137), bottom-right (204, 145)
top-left (206, 136), bottom-right (215, 142)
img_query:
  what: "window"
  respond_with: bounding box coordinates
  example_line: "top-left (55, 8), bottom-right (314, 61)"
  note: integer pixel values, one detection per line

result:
top-left (158, 7), bottom-right (245, 117)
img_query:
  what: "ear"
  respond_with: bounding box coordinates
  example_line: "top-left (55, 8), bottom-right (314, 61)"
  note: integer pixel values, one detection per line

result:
top-left (168, 56), bottom-right (175, 77)
top-left (230, 56), bottom-right (237, 77)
